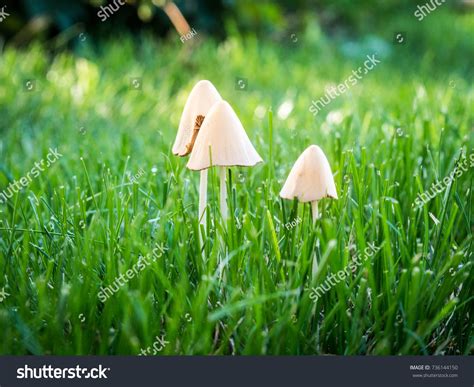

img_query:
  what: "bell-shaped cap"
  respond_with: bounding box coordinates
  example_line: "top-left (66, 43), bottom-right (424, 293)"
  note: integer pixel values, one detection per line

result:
top-left (280, 145), bottom-right (338, 202)
top-left (187, 100), bottom-right (263, 171)
top-left (173, 80), bottom-right (222, 156)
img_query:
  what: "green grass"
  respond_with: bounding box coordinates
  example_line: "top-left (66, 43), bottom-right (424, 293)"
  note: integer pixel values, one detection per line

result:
top-left (0, 12), bottom-right (473, 355)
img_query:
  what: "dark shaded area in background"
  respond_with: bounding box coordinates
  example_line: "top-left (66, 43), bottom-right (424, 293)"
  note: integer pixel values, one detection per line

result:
top-left (1, 0), bottom-right (467, 46)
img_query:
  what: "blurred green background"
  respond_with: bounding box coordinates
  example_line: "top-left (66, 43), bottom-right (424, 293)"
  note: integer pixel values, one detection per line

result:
top-left (1, 0), bottom-right (473, 76)
top-left (0, 0), bottom-right (471, 41)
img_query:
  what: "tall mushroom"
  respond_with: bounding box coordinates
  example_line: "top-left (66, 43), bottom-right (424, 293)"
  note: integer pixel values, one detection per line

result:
top-left (172, 80), bottom-right (222, 225)
top-left (280, 145), bottom-right (337, 222)
top-left (187, 100), bottom-right (263, 222)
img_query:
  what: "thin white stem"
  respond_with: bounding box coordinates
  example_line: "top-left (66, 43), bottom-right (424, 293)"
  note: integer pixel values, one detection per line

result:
top-left (311, 239), bottom-right (319, 282)
top-left (198, 169), bottom-right (207, 226)
top-left (220, 167), bottom-right (228, 221)
top-left (311, 201), bottom-right (319, 223)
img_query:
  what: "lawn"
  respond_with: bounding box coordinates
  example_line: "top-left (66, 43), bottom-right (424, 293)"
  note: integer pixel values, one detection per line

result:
top-left (0, 11), bottom-right (473, 355)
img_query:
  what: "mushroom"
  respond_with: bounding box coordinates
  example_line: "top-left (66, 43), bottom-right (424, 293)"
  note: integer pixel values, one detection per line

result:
top-left (279, 145), bottom-right (337, 222)
top-left (172, 80), bottom-right (222, 225)
top-left (187, 100), bottom-right (263, 221)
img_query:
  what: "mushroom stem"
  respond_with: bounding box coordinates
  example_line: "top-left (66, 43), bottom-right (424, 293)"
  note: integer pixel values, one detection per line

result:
top-left (220, 167), bottom-right (228, 221)
top-left (199, 169), bottom-right (207, 226)
top-left (311, 201), bottom-right (319, 223)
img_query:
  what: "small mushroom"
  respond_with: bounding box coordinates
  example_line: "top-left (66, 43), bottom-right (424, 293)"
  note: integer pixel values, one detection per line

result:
top-left (187, 100), bottom-right (263, 221)
top-left (173, 80), bottom-right (222, 156)
top-left (172, 80), bottom-right (222, 225)
top-left (280, 145), bottom-right (337, 222)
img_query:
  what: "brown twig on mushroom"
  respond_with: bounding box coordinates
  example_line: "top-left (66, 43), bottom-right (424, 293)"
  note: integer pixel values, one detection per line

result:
top-left (184, 115), bottom-right (205, 155)
top-left (172, 80), bottom-right (222, 226)
top-left (280, 145), bottom-right (338, 223)
top-left (187, 100), bottom-right (263, 222)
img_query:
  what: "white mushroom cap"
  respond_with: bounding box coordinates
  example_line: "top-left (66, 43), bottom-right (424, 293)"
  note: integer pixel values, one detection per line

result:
top-left (279, 145), bottom-right (338, 202)
top-left (187, 100), bottom-right (263, 171)
top-left (172, 80), bottom-right (222, 156)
